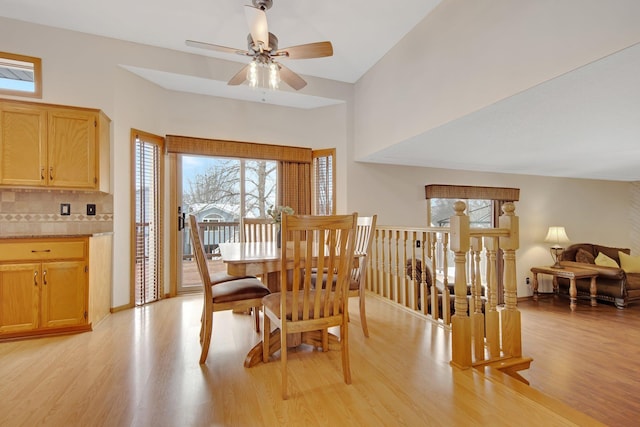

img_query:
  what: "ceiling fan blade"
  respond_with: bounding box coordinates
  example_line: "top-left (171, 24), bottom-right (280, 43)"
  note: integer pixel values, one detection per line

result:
top-left (185, 40), bottom-right (248, 56)
top-left (274, 41), bottom-right (334, 59)
top-left (244, 5), bottom-right (269, 50)
top-left (228, 64), bottom-right (250, 86)
top-left (278, 64), bottom-right (307, 90)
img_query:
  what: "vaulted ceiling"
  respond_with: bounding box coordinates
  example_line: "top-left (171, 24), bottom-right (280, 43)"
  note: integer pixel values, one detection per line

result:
top-left (2, 0), bottom-right (640, 181)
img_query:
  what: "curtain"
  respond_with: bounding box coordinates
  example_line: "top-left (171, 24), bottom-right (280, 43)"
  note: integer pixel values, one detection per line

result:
top-left (279, 161), bottom-right (311, 215)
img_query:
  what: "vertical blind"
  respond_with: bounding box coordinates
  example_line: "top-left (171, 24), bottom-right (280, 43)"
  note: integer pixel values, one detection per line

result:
top-left (134, 136), bottom-right (162, 306)
top-left (312, 149), bottom-right (335, 215)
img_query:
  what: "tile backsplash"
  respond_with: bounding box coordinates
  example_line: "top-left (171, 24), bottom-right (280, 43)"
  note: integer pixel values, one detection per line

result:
top-left (0, 189), bottom-right (113, 236)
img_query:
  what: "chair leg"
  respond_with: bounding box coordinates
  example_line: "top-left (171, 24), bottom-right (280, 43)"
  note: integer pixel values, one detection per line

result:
top-left (341, 319), bottom-right (352, 384)
top-left (253, 306), bottom-right (261, 333)
top-left (359, 291), bottom-right (369, 337)
top-left (263, 315), bottom-right (271, 363)
top-left (199, 305), bottom-right (205, 343)
top-left (281, 326), bottom-right (289, 400)
top-left (200, 309), bottom-right (213, 364)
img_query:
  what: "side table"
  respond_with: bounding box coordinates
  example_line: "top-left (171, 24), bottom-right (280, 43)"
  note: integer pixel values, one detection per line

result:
top-left (530, 266), bottom-right (598, 311)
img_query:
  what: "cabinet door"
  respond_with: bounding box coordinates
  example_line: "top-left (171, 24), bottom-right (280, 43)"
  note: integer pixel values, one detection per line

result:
top-left (0, 263), bottom-right (41, 334)
top-left (0, 103), bottom-right (47, 187)
top-left (40, 261), bottom-right (87, 329)
top-left (48, 109), bottom-right (97, 189)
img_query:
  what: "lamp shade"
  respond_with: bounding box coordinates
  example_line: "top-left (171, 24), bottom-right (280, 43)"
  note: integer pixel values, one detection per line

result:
top-left (544, 226), bottom-right (570, 248)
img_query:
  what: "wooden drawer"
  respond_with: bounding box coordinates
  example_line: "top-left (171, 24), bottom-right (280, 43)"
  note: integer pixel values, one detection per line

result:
top-left (0, 239), bottom-right (87, 262)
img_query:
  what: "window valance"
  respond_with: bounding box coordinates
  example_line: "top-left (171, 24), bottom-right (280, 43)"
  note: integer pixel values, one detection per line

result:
top-left (425, 184), bottom-right (520, 201)
top-left (165, 135), bottom-right (312, 163)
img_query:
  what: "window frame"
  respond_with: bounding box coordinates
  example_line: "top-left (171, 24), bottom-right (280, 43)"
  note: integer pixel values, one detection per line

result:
top-left (0, 51), bottom-right (42, 98)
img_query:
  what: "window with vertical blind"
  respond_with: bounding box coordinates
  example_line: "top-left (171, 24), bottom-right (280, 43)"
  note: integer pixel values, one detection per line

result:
top-left (312, 148), bottom-right (335, 215)
top-left (132, 130), bottom-right (164, 306)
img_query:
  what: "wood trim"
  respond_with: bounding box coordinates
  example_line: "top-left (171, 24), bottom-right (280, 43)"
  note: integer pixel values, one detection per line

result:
top-left (425, 184), bottom-right (520, 201)
top-left (165, 135), bottom-right (312, 163)
top-left (168, 153), bottom-right (178, 297)
top-left (0, 324), bottom-right (92, 343)
top-left (130, 129), bottom-right (165, 306)
top-left (110, 303), bottom-right (133, 313)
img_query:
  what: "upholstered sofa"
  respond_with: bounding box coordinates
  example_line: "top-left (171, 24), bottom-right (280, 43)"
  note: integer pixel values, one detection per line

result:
top-left (558, 243), bottom-right (640, 309)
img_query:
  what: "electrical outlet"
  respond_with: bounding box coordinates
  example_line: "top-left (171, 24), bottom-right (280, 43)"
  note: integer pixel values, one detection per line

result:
top-left (416, 240), bottom-right (421, 248)
top-left (526, 277), bottom-right (530, 285)
top-left (86, 204), bottom-right (96, 216)
top-left (60, 203), bottom-right (70, 216)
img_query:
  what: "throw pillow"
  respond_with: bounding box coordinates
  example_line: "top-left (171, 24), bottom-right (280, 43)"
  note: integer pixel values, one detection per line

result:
top-left (594, 252), bottom-right (619, 268)
top-left (576, 248), bottom-right (595, 264)
top-left (619, 251), bottom-right (640, 273)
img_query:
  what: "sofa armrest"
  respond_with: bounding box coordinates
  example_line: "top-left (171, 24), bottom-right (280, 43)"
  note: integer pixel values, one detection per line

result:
top-left (559, 260), bottom-right (626, 279)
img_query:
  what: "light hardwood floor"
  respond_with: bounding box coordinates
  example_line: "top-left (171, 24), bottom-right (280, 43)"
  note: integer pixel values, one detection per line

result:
top-left (1, 292), bottom-right (634, 426)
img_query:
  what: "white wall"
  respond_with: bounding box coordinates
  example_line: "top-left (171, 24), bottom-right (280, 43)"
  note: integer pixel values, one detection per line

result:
top-left (354, 0), bottom-right (640, 159)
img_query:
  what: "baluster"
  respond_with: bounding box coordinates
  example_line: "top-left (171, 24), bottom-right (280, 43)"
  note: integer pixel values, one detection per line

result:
top-left (420, 231), bottom-right (428, 316)
top-left (499, 202), bottom-right (521, 358)
top-left (430, 232), bottom-right (439, 321)
top-left (450, 201), bottom-right (471, 368)
top-left (409, 230), bottom-right (418, 311)
top-left (372, 229), bottom-right (380, 295)
top-left (384, 229), bottom-right (391, 299)
top-left (394, 230), bottom-right (400, 304)
top-left (471, 236), bottom-right (485, 362)
top-left (441, 232), bottom-right (451, 325)
top-left (484, 236), bottom-right (500, 358)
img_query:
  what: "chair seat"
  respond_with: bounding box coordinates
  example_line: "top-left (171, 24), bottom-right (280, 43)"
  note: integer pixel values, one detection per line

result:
top-left (210, 271), bottom-right (255, 285)
top-left (310, 272), bottom-right (359, 291)
top-left (212, 278), bottom-right (270, 303)
top-left (263, 291), bottom-right (342, 320)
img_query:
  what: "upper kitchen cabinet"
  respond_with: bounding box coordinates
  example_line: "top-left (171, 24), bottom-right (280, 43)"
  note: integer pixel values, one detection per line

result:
top-left (0, 99), bottom-right (110, 192)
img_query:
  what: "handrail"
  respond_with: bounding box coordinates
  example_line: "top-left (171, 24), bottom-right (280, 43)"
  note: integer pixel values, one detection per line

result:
top-left (367, 202), bottom-right (528, 375)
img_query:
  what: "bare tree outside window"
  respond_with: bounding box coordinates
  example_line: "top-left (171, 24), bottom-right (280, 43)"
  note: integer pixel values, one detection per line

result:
top-left (182, 156), bottom-right (276, 219)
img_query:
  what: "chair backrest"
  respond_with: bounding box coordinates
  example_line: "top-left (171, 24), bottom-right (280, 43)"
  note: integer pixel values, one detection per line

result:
top-left (241, 217), bottom-right (278, 243)
top-left (189, 215), bottom-right (213, 299)
top-left (351, 215), bottom-right (377, 285)
top-left (280, 213), bottom-right (357, 321)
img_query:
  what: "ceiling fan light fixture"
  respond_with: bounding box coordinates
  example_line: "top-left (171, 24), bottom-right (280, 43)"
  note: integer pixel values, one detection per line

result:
top-left (247, 59), bottom-right (280, 90)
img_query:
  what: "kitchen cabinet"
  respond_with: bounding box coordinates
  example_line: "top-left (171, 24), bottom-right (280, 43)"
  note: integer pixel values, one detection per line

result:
top-left (0, 99), bottom-right (110, 192)
top-left (0, 235), bottom-right (111, 340)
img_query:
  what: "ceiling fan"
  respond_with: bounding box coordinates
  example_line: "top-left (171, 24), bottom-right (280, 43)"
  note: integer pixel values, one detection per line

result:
top-left (186, 0), bottom-right (333, 91)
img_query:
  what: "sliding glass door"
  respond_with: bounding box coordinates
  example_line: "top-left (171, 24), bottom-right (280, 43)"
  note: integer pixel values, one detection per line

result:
top-left (177, 154), bottom-right (277, 293)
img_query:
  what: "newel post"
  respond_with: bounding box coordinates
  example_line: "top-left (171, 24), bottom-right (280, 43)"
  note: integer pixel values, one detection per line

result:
top-left (499, 202), bottom-right (522, 357)
top-left (450, 201), bottom-right (471, 369)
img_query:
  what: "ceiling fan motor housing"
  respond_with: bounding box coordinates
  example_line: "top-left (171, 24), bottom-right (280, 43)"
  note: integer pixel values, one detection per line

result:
top-left (247, 32), bottom-right (278, 54)
top-left (252, 0), bottom-right (273, 11)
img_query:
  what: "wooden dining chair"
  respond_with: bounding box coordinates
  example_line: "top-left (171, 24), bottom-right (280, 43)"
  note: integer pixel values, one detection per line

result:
top-left (350, 215), bottom-right (377, 337)
top-left (309, 215), bottom-right (377, 337)
top-left (188, 215), bottom-right (270, 364)
top-left (241, 217), bottom-right (278, 243)
top-left (262, 213), bottom-right (358, 399)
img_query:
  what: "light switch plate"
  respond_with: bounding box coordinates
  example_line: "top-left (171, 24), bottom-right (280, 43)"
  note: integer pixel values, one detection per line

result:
top-left (60, 203), bottom-right (71, 216)
top-left (87, 204), bottom-right (96, 216)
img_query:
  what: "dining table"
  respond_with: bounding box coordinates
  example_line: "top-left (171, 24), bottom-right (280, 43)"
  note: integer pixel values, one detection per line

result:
top-left (218, 241), bottom-right (355, 367)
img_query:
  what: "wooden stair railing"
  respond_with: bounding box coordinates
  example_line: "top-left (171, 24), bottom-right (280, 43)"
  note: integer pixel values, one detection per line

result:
top-left (367, 201), bottom-right (530, 381)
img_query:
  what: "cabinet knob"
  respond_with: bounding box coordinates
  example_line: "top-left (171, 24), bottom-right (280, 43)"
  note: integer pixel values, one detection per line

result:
top-left (43, 270), bottom-right (47, 285)
top-left (49, 167), bottom-right (54, 181)
top-left (41, 167), bottom-right (45, 180)
top-left (34, 271), bottom-right (38, 287)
